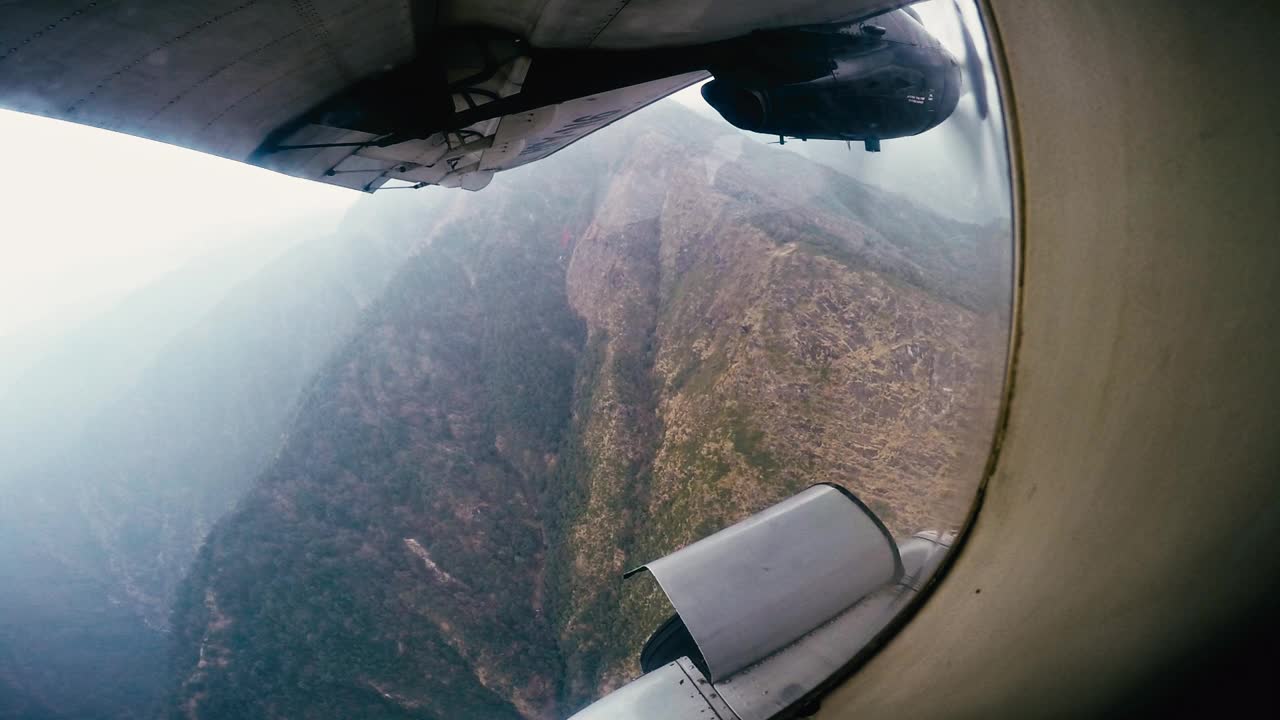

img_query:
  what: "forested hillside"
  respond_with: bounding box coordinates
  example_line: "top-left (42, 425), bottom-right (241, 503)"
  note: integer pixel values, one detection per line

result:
top-left (169, 169), bottom-right (596, 720)
top-left (0, 191), bottom-right (449, 720)
top-left (170, 104), bottom-right (1009, 719)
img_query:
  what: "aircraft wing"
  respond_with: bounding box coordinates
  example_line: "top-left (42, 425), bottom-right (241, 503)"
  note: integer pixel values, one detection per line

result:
top-left (0, 1), bottom-right (896, 192)
top-left (250, 69), bottom-right (709, 192)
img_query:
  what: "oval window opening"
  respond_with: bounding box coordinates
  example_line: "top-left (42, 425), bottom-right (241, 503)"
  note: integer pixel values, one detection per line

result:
top-left (0, 1), bottom-right (1012, 718)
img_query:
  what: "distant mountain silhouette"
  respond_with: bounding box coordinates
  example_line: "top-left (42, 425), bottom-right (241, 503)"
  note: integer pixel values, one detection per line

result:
top-left (0, 191), bottom-right (446, 719)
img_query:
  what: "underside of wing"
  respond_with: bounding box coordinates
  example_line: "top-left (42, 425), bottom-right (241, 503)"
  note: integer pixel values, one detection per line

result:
top-left (0, 1), bottom-right (897, 192)
top-left (250, 35), bottom-right (709, 192)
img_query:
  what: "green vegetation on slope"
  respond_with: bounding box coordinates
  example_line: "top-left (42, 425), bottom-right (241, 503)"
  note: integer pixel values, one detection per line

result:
top-left (164, 102), bottom-right (1010, 719)
top-left (168, 146), bottom-right (609, 720)
top-left (0, 191), bottom-right (450, 720)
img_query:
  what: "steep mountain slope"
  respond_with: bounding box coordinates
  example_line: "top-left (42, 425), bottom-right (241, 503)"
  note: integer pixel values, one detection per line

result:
top-left (550, 112), bottom-right (1009, 701)
top-left (169, 152), bottom-right (604, 720)
top-left (64, 191), bottom-right (452, 630)
top-left (0, 192), bottom-right (448, 720)
top-left (171, 103), bottom-right (1009, 719)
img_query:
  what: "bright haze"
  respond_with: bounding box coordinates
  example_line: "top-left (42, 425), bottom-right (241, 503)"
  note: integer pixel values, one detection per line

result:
top-left (0, 108), bottom-right (359, 339)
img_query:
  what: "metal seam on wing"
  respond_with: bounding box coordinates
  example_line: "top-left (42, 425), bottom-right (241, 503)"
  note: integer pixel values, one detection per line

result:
top-left (66, 0), bottom-right (264, 115)
top-left (0, 0), bottom-right (104, 63)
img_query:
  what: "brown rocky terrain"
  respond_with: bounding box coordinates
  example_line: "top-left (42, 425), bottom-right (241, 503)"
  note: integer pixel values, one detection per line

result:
top-left (169, 103), bottom-right (1009, 718)
top-left (553, 118), bottom-right (1009, 699)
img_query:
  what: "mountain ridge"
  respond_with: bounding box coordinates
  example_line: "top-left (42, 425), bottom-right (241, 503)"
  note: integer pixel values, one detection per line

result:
top-left (169, 103), bottom-right (1008, 718)
top-left (0, 188), bottom-right (453, 720)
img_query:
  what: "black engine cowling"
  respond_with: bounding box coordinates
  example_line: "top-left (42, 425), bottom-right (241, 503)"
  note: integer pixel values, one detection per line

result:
top-left (702, 9), bottom-right (962, 150)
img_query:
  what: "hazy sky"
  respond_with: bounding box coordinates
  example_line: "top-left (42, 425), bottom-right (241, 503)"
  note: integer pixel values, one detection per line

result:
top-left (0, 110), bottom-right (360, 338)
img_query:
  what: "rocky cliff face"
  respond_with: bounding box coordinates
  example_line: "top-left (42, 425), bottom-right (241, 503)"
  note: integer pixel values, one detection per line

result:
top-left (550, 115), bottom-right (1008, 702)
top-left (168, 149), bottom-right (604, 720)
top-left (170, 104), bottom-right (1009, 718)
top-left (0, 190), bottom-right (447, 720)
